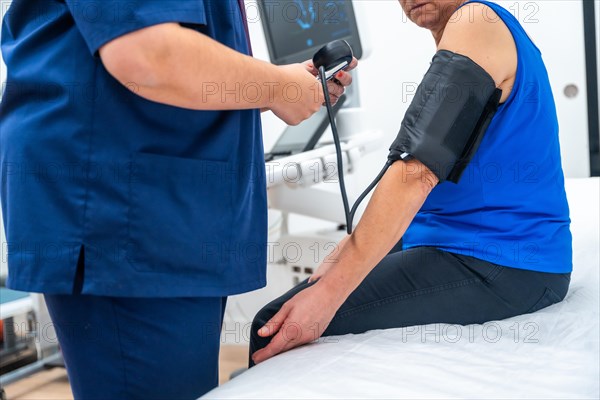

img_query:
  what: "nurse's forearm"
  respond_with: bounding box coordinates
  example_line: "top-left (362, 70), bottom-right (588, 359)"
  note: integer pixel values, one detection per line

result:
top-left (318, 160), bottom-right (438, 302)
top-left (99, 23), bottom-right (299, 111)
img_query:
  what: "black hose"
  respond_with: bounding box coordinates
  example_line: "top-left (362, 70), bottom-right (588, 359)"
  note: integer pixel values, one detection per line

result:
top-left (319, 66), bottom-right (352, 233)
top-left (318, 66), bottom-right (393, 234)
top-left (348, 160), bottom-right (393, 231)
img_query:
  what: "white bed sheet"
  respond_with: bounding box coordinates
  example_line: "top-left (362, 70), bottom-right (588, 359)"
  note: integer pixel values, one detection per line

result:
top-left (203, 178), bottom-right (600, 399)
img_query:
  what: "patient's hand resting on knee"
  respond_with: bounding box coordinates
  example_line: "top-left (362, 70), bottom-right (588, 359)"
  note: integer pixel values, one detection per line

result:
top-left (251, 281), bottom-right (344, 364)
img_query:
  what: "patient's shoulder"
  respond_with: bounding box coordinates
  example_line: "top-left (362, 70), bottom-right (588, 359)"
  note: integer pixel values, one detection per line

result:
top-left (438, 2), bottom-right (517, 95)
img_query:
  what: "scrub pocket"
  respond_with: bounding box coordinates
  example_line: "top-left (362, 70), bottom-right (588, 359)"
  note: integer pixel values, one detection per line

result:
top-left (127, 152), bottom-right (233, 274)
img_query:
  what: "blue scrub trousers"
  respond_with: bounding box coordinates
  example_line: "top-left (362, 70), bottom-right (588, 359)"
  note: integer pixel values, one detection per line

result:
top-left (44, 294), bottom-right (227, 399)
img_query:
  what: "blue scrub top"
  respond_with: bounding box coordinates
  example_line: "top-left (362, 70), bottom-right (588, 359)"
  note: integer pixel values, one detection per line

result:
top-left (1, 0), bottom-right (268, 297)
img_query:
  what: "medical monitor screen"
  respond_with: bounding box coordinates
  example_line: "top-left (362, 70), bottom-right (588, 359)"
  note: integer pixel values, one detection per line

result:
top-left (259, 0), bottom-right (363, 65)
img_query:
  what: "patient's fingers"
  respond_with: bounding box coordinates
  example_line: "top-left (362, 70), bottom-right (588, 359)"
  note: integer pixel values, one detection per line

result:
top-left (252, 331), bottom-right (287, 364)
top-left (258, 303), bottom-right (291, 337)
top-left (253, 283), bottom-right (339, 364)
top-left (252, 319), bottom-right (307, 364)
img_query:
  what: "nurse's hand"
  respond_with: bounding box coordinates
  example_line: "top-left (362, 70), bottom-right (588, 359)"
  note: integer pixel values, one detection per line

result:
top-left (305, 57), bottom-right (358, 106)
top-left (251, 281), bottom-right (344, 365)
top-left (271, 63), bottom-right (325, 126)
top-left (270, 57), bottom-right (357, 126)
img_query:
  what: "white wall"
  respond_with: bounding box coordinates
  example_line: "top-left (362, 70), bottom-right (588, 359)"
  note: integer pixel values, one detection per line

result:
top-left (509, 0), bottom-right (590, 177)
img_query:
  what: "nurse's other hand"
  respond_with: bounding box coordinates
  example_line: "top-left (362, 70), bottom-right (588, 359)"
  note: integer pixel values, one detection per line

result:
top-left (271, 63), bottom-right (325, 126)
top-left (251, 281), bottom-right (342, 364)
top-left (304, 57), bottom-right (358, 106)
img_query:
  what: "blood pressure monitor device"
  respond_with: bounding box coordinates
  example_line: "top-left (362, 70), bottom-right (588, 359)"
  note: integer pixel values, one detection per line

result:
top-left (313, 40), bottom-right (354, 81)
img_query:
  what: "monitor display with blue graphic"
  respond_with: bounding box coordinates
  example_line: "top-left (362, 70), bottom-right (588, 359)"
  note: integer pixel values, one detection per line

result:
top-left (259, 0), bottom-right (363, 65)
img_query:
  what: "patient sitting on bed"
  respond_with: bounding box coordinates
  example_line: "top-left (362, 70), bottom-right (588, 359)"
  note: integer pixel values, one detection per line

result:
top-left (250, 0), bottom-right (572, 366)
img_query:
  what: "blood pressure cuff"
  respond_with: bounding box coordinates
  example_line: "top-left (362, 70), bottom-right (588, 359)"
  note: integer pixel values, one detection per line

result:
top-left (388, 50), bottom-right (503, 183)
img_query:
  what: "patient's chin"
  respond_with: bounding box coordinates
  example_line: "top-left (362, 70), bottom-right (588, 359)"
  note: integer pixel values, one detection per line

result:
top-left (410, 4), bottom-right (452, 29)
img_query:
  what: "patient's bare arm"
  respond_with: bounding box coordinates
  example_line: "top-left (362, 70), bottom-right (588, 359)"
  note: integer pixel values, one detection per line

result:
top-left (316, 160), bottom-right (438, 300)
top-left (251, 159), bottom-right (437, 364)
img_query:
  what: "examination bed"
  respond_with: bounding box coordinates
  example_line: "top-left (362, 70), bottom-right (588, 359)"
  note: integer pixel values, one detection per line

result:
top-left (203, 177), bottom-right (600, 399)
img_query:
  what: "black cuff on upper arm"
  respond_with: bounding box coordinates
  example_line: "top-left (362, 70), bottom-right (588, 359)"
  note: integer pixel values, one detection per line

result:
top-left (388, 50), bottom-right (502, 183)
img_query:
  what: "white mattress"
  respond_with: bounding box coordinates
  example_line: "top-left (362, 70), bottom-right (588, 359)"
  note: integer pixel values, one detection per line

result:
top-left (203, 178), bottom-right (600, 399)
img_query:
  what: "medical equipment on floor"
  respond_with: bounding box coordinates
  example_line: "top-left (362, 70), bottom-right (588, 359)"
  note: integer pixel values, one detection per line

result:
top-left (0, 290), bottom-right (63, 399)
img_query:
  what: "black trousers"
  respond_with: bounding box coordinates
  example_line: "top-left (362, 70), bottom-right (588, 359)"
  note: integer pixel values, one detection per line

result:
top-left (249, 245), bottom-right (570, 366)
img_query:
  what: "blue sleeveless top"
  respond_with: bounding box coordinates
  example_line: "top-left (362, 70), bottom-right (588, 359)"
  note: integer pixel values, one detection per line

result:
top-left (403, 1), bottom-right (572, 273)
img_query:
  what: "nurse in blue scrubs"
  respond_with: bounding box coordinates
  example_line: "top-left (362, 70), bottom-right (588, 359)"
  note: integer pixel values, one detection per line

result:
top-left (0, 0), bottom-right (355, 398)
